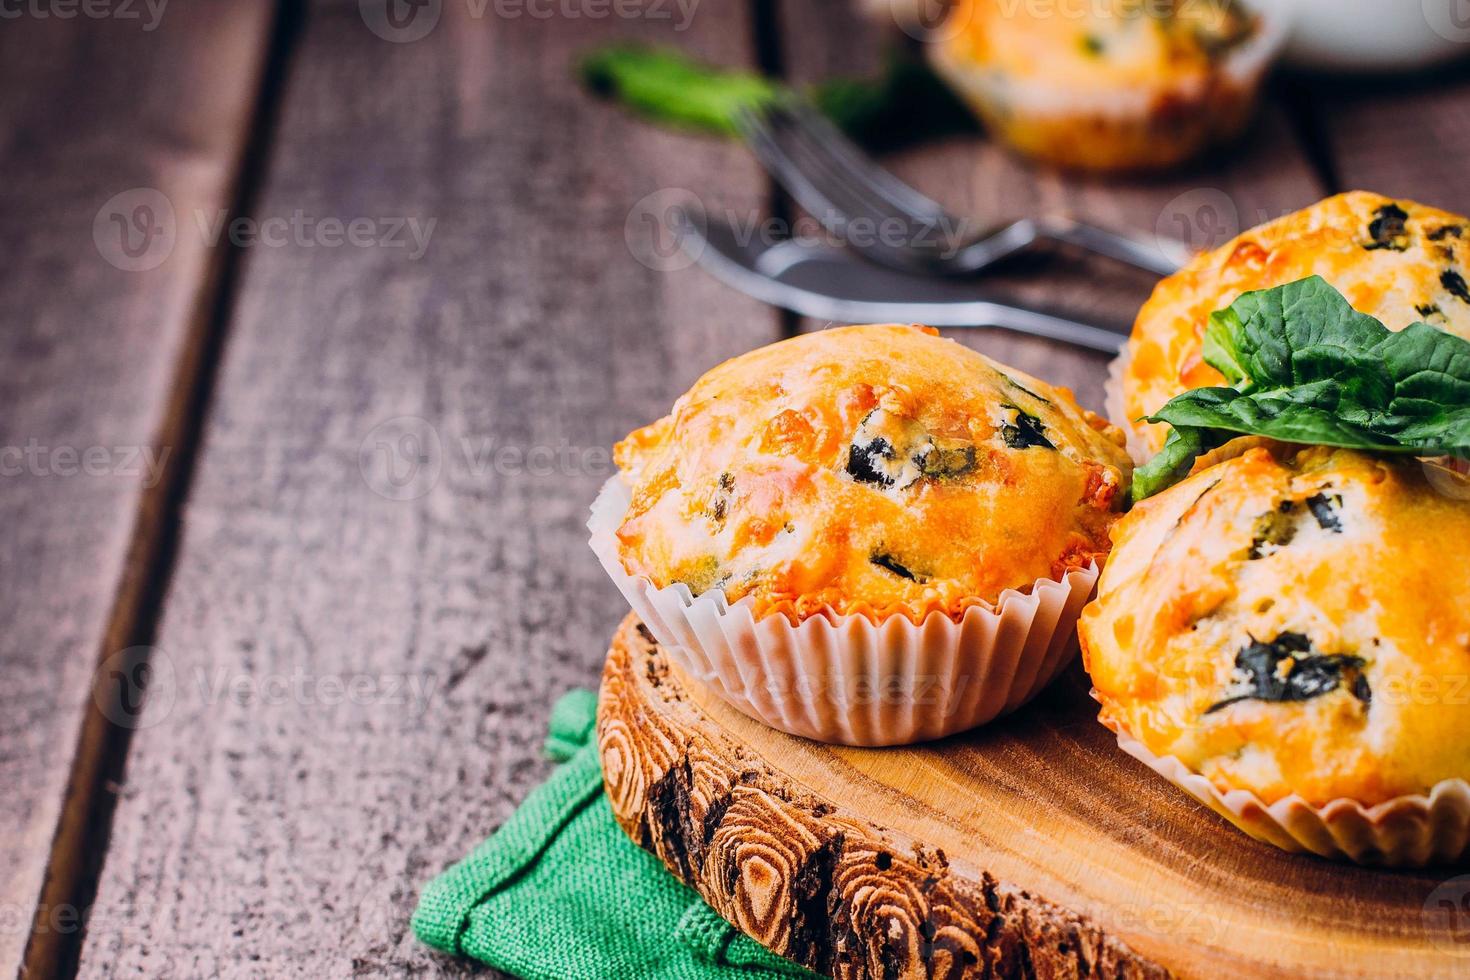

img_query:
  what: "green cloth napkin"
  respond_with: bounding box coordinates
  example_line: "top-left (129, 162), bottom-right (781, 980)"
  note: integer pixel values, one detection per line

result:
top-left (413, 689), bottom-right (816, 979)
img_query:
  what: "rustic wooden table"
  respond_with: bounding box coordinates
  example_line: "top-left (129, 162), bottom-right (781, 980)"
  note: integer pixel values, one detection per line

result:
top-left (3, 1), bottom-right (1468, 977)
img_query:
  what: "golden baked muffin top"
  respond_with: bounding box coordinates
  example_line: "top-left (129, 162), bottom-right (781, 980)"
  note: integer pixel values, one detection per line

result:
top-left (941, 0), bottom-right (1258, 89)
top-left (1124, 191), bottom-right (1470, 455)
top-left (614, 325), bottom-right (1133, 623)
top-left (1081, 443), bottom-right (1470, 806)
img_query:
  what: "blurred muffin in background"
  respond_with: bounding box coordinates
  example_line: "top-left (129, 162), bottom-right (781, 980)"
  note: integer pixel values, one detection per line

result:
top-left (929, 0), bottom-right (1280, 172)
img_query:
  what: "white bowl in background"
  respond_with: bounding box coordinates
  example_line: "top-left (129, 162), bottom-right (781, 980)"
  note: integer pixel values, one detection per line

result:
top-left (1251, 0), bottom-right (1470, 72)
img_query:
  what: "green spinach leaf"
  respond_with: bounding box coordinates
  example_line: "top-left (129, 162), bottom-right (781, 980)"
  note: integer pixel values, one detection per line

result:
top-left (579, 45), bottom-right (976, 149)
top-left (1133, 276), bottom-right (1470, 501)
top-left (580, 46), bottom-right (780, 136)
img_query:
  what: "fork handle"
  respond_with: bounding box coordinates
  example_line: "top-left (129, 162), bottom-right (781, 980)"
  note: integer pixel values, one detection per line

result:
top-left (1042, 219), bottom-right (1190, 277)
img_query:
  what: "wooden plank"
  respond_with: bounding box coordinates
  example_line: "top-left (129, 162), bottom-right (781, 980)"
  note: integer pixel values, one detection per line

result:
top-left (599, 616), bottom-right (1461, 980)
top-left (75, 2), bottom-right (781, 976)
top-left (778, 1), bottom-right (1327, 412)
top-left (0, 3), bottom-right (276, 977)
top-left (1314, 64), bottom-right (1470, 214)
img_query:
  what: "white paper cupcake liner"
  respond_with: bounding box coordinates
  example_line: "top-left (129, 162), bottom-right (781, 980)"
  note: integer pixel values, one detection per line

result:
top-left (589, 476), bottom-right (1097, 746)
top-left (1103, 341), bottom-right (1154, 467)
top-left (1098, 708), bottom-right (1470, 868)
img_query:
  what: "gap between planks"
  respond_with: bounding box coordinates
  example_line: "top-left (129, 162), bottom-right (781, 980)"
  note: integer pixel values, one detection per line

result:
top-left (1274, 73), bottom-right (1344, 196)
top-left (19, 5), bottom-right (303, 979)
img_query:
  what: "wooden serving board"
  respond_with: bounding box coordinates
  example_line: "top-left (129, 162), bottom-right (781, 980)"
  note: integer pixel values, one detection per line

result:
top-left (596, 615), bottom-right (1467, 979)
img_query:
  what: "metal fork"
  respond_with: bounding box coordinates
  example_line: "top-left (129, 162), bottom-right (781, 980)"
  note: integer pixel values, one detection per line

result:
top-left (677, 205), bottom-right (1129, 353)
top-left (735, 100), bottom-right (1189, 278)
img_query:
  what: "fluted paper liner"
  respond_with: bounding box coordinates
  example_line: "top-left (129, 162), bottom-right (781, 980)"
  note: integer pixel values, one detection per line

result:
top-left (1098, 708), bottom-right (1470, 867)
top-left (590, 476), bottom-right (1096, 746)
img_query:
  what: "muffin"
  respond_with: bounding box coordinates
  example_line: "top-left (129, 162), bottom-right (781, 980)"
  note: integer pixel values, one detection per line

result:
top-left (590, 324), bottom-right (1134, 745)
top-left (1115, 192), bottom-right (1470, 461)
top-left (1080, 442), bottom-right (1470, 864)
top-left (929, 0), bottom-right (1278, 172)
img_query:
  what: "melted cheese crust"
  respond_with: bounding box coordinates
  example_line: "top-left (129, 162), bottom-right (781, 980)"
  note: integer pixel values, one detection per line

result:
top-left (1124, 191), bottom-right (1470, 454)
top-left (615, 325), bottom-right (1133, 623)
top-left (1080, 445), bottom-right (1470, 806)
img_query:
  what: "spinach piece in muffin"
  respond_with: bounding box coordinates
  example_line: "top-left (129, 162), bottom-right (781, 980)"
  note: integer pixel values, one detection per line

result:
top-left (1000, 407), bottom-right (1054, 451)
top-left (846, 409), bottom-right (978, 489)
top-left (1206, 633), bottom-right (1370, 714)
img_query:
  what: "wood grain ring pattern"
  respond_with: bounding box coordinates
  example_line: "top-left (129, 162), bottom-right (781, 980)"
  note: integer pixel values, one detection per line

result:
top-left (597, 616), bottom-right (1166, 980)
